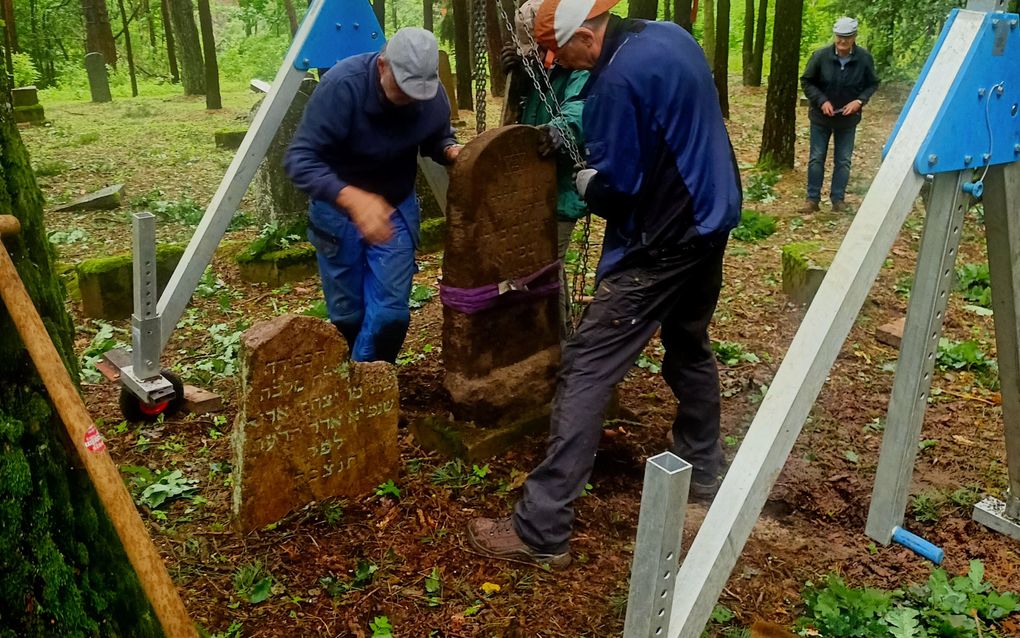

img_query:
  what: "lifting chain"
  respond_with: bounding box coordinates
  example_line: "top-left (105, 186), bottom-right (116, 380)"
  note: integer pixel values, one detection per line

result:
top-left (472, 0), bottom-right (489, 134)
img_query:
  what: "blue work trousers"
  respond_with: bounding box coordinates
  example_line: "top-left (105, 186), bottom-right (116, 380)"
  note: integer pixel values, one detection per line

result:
top-left (306, 194), bottom-right (418, 363)
top-left (807, 122), bottom-right (857, 203)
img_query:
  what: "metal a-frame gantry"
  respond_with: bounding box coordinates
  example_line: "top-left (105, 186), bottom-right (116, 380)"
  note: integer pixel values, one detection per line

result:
top-left (623, 2), bottom-right (1020, 637)
top-left (105, 0), bottom-right (450, 415)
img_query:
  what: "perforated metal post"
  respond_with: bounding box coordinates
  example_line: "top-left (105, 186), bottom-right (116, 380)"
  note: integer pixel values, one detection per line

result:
top-left (624, 452), bottom-right (691, 638)
top-left (131, 212), bottom-right (161, 380)
top-left (866, 171), bottom-right (971, 543)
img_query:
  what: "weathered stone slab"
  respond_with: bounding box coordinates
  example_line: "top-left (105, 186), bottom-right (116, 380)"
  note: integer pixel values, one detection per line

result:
top-left (54, 184), bottom-right (124, 212)
top-left (782, 241), bottom-right (832, 306)
top-left (249, 77), bottom-right (315, 227)
top-left (77, 243), bottom-right (185, 320)
top-left (439, 50), bottom-right (457, 118)
top-left (85, 52), bottom-right (112, 103)
top-left (409, 414), bottom-right (548, 462)
top-left (877, 317), bottom-right (906, 349)
top-left (214, 128), bottom-right (247, 150)
top-left (442, 125), bottom-right (559, 429)
top-left (232, 314), bottom-right (398, 532)
top-left (183, 385), bottom-right (224, 414)
top-left (236, 243), bottom-right (318, 286)
top-left (250, 78), bottom-right (272, 93)
top-left (12, 86), bottom-right (39, 107)
top-left (13, 104), bottom-right (46, 125)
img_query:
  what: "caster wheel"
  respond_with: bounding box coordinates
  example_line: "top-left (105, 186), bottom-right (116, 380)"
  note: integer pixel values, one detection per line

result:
top-left (119, 370), bottom-right (185, 422)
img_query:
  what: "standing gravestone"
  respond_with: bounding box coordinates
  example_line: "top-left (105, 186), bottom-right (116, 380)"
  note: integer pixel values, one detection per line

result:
top-left (231, 314), bottom-right (399, 532)
top-left (427, 126), bottom-right (558, 456)
top-left (438, 50), bottom-right (458, 119)
top-left (249, 77), bottom-right (316, 227)
top-left (12, 86), bottom-right (45, 124)
top-left (85, 52), bottom-right (112, 103)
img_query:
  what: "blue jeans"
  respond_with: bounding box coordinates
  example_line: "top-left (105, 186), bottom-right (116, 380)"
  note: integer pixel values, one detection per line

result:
top-left (807, 123), bottom-right (856, 202)
top-left (307, 194), bottom-right (418, 363)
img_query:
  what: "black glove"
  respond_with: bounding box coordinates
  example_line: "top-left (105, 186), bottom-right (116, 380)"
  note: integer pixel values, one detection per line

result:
top-left (537, 124), bottom-right (565, 158)
top-left (501, 42), bottom-right (523, 76)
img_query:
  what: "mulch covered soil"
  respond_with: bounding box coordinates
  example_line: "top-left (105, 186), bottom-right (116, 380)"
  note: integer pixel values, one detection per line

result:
top-left (22, 82), bottom-right (1020, 637)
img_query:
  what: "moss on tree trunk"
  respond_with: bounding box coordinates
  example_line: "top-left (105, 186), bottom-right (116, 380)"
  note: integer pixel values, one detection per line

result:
top-left (0, 62), bottom-right (164, 637)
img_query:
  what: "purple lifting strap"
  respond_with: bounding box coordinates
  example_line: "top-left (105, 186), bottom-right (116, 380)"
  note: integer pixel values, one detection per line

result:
top-left (440, 260), bottom-right (562, 315)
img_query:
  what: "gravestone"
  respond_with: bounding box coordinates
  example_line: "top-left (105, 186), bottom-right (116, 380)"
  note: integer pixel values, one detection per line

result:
top-left (232, 314), bottom-right (399, 532)
top-left (438, 50), bottom-right (457, 118)
top-left (54, 184), bottom-right (124, 212)
top-left (425, 126), bottom-right (558, 455)
top-left (249, 77), bottom-right (315, 227)
top-left (85, 52), bottom-right (112, 103)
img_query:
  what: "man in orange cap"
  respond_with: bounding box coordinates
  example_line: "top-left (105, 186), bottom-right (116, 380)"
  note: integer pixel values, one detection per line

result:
top-left (467, 0), bottom-right (742, 568)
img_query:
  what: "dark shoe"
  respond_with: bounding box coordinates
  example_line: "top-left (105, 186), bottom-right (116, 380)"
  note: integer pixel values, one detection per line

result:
top-left (831, 200), bottom-right (850, 213)
top-left (800, 198), bottom-right (820, 213)
top-left (467, 517), bottom-right (572, 569)
top-left (690, 476), bottom-right (721, 501)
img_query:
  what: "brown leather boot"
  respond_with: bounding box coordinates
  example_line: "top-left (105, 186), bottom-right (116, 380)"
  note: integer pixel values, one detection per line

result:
top-left (800, 198), bottom-right (820, 213)
top-left (831, 200), bottom-right (850, 213)
top-left (467, 517), bottom-right (571, 569)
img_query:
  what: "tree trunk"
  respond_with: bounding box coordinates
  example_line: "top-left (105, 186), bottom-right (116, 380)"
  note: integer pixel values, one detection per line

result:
top-left (283, 0), bottom-right (299, 36)
top-left (748, 0), bottom-right (767, 86)
top-left (196, 0), bottom-right (220, 108)
top-left (453, 0), bottom-right (473, 110)
top-left (167, 0), bottom-right (205, 95)
top-left (116, 0), bottom-right (138, 96)
top-left (0, 64), bottom-right (163, 638)
top-left (758, 0), bottom-right (803, 167)
top-left (741, 0), bottom-right (754, 85)
top-left (373, 0), bottom-right (385, 34)
top-left (703, 0), bottom-right (715, 66)
top-left (143, 0), bottom-right (158, 47)
top-left (674, 0), bottom-right (694, 31)
top-left (161, 0), bottom-right (180, 83)
top-left (713, 0), bottom-right (729, 118)
top-left (2, 0), bottom-right (15, 78)
top-left (485, 0), bottom-right (506, 97)
top-left (629, 0), bottom-right (658, 20)
top-left (424, 0), bottom-right (434, 31)
top-left (80, 0), bottom-right (118, 67)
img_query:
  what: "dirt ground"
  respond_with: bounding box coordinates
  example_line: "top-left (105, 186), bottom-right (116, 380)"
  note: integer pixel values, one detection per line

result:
top-left (20, 78), bottom-right (1020, 637)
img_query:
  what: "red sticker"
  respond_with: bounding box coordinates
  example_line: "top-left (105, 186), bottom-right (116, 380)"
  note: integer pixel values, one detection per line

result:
top-left (83, 425), bottom-right (106, 453)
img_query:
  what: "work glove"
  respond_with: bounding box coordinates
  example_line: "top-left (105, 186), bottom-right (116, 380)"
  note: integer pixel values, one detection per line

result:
top-left (501, 42), bottom-right (523, 76)
top-left (537, 125), bottom-right (565, 158)
top-left (574, 168), bottom-right (598, 199)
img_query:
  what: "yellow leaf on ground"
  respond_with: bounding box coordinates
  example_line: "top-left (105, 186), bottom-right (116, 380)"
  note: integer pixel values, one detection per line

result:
top-left (481, 582), bottom-right (501, 595)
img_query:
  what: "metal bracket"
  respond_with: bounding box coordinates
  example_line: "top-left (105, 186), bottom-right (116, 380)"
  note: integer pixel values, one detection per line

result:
top-left (103, 347), bottom-right (173, 405)
top-left (884, 9), bottom-right (1020, 175)
top-left (131, 212), bottom-right (162, 380)
top-left (294, 0), bottom-right (384, 71)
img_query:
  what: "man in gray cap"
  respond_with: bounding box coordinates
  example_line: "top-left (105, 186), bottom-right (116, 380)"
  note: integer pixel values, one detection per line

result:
top-left (286, 27), bottom-right (461, 362)
top-left (800, 16), bottom-right (879, 213)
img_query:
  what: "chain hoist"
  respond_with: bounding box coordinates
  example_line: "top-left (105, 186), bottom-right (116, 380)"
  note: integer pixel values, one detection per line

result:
top-left (472, 0), bottom-right (489, 133)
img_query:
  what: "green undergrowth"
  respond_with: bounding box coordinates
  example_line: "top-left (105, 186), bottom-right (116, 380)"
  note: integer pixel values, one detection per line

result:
top-left (796, 561), bottom-right (1019, 637)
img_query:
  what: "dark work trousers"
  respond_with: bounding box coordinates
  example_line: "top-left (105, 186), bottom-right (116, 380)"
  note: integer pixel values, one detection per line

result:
top-left (513, 236), bottom-right (727, 553)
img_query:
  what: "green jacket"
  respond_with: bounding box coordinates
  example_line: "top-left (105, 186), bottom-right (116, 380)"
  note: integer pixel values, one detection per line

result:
top-left (517, 67), bottom-right (589, 221)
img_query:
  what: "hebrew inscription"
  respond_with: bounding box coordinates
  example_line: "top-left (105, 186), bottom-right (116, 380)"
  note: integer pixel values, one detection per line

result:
top-left (231, 314), bottom-right (398, 532)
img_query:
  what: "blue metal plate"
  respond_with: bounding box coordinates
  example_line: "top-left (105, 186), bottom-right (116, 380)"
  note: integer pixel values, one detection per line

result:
top-left (295, 0), bottom-right (385, 71)
top-left (883, 9), bottom-right (1020, 175)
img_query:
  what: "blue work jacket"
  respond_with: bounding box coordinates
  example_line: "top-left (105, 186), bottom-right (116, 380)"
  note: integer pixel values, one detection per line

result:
top-left (285, 52), bottom-right (456, 240)
top-left (581, 17), bottom-right (742, 278)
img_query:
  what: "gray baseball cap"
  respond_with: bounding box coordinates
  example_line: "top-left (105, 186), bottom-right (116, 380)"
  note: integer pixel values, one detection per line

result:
top-left (385, 27), bottom-right (440, 101)
top-left (833, 16), bottom-right (858, 36)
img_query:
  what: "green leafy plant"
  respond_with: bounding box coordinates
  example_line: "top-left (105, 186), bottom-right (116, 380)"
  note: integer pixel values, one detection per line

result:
top-left (409, 283), bottom-right (435, 309)
top-left (425, 566), bottom-right (443, 607)
top-left (12, 52), bottom-right (40, 86)
top-left (320, 560), bottom-right (377, 598)
top-left (186, 323), bottom-right (245, 384)
top-left (133, 190), bottom-right (206, 226)
top-left (431, 460), bottom-right (490, 490)
top-left (375, 479), bottom-right (401, 499)
top-left (911, 491), bottom-right (944, 524)
top-left (956, 263), bottom-right (992, 308)
top-left (635, 351), bottom-right (662, 374)
top-left (370, 616), bottom-right (393, 637)
top-left (320, 500), bottom-right (346, 527)
top-left (731, 210), bottom-right (777, 242)
top-left (79, 321), bottom-right (125, 383)
top-left (233, 561), bottom-right (273, 604)
top-left (744, 169), bottom-right (780, 203)
top-left (713, 340), bottom-right (761, 366)
top-left (48, 228), bottom-right (89, 245)
top-left (936, 338), bottom-right (995, 373)
top-left (121, 466), bottom-right (200, 510)
top-left (303, 299), bottom-right (329, 320)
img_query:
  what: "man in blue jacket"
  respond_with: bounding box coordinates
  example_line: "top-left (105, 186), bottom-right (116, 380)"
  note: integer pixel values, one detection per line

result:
top-left (285, 27), bottom-right (460, 363)
top-left (466, 0), bottom-right (742, 568)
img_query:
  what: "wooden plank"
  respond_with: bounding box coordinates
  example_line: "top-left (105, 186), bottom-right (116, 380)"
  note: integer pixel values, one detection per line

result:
top-left (665, 11), bottom-right (985, 637)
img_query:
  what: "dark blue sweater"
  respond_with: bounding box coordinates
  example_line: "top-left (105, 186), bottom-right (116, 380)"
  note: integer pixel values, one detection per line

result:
top-left (285, 52), bottom-right (456, 216)
top-left (581, 17), bottom-right (742, 277)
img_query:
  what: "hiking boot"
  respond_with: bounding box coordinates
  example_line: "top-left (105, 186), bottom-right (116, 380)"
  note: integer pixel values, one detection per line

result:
top-left (800, 198), bottom-right (820, 213)
top-left (467, 517), bottom-right (572, 569)
top-left (831, 200), bottom-right (850, 213)
top-left (690, 476), bottom-right (721, 501)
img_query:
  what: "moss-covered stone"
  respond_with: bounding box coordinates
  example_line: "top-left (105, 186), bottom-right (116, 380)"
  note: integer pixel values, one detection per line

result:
top-left (237, 243), bottom-right (318, 286)
top-left (54, 262), bottom-right (80, 302)
top-left (419, 217), bottom-right (445, 253)
top-left (76, 243), bottom-right (186, 319)
top-left (214, 127), bottom-right (247, 150)
top-left (782, 241), bottom-right (832, 305)
top-left (13, 104), bottom-right (45, 125)
top-left (408, 410), bottom-right (549, 462)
